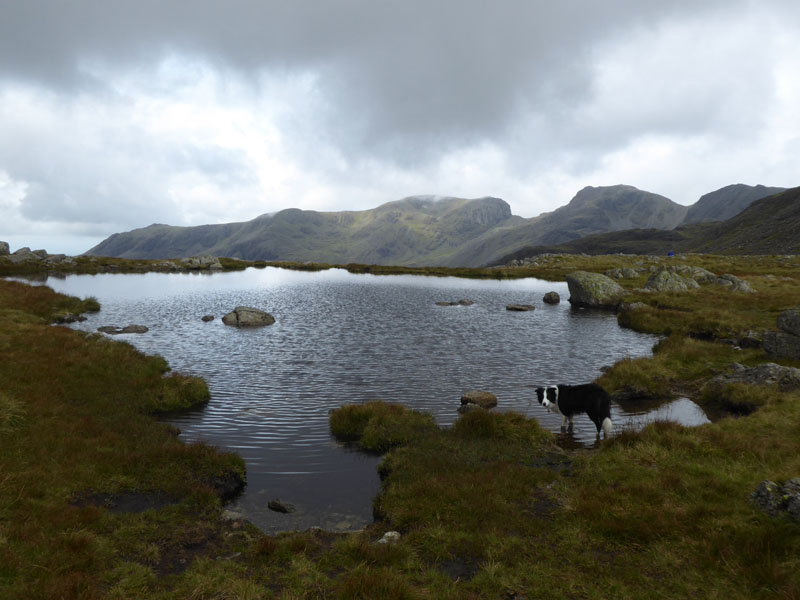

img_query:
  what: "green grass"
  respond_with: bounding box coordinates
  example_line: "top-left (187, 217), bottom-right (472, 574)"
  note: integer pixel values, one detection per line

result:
top-left (2, 253), bottom-right (800, 598)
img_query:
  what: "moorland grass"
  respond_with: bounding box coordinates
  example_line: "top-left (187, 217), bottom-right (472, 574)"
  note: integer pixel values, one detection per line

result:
top-left (3, 252), bottom-right (800, 598)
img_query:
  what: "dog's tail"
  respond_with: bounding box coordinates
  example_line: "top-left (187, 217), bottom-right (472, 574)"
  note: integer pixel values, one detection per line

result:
top-left (601, 417), bottom-right (613, 439)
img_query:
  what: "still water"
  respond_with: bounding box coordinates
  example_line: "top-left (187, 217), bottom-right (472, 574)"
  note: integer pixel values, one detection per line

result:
top-left (31, 267), bottom-right (707, 532)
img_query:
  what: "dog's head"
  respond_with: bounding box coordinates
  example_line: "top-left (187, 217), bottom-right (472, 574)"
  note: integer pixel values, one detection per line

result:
top-left (535, 386), bottom-right (559, 409)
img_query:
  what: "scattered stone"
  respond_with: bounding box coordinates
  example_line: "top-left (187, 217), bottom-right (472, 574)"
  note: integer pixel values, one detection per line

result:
top-left (542, 291), bottom-right (560, 305)
top-left (565, 271), bottom-right (625, 309)
top-left (506, 304), bottom-right (535, 311)
top-left (268, 499), bottom-right (296, 514)
top-left (201, 315), bottom-right (215, 322)
top-left (460, 390), bottom-right (498, 409)
top-left (221, 306), bottom-right (275, 327)
top-left (377, 531), bottom-right (401, 544)
top-left (750, 478), bottom-right (800, 522)
top-left (714, 274), bottom-right (756, 293)
top-left (644, 269), bottom-right (699, 292)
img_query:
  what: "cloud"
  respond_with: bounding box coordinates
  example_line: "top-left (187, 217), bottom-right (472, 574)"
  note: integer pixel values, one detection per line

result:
top-left (0, 0), bottom-right (798, 253)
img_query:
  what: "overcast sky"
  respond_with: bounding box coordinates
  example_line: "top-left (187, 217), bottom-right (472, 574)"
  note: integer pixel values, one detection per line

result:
top-left (1, 1), bottom-right (798, 254)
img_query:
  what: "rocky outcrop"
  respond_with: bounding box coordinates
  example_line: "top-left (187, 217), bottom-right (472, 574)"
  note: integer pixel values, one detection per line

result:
top-left (644, 269), bottom-right (700, 292)
top-left (460, 390), bottom-right (497, 409)
top-left (506, 304), bottom-right (535, 311)
top-left (542, 291), bottom-right (560, 305)
top-left (97, 325), bottom-right (150, 335)
top-left (764, 307), bottom-right (800, 359)
top-left (707, 362), bottom-right (800, 391)
top-left (181, 255), bottom-right (223, 270)
top-left (7, 247), bottom-right (41, 264)
top-left (750, 478), bottom-right (800, 522)
top-left (0, 241), bottom-right (9, 256)
top-left (566, 271), bottom-right (625, 309)
top-left (221, 306), bottom-right (275, 327)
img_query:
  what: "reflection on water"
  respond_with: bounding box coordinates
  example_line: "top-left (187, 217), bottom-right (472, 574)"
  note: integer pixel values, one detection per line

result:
top-left (23, 267), bottom-right (709, 532)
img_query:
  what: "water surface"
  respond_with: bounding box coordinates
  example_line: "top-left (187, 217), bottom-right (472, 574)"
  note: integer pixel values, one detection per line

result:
top-left (29, 267), bottom-right (703, 532)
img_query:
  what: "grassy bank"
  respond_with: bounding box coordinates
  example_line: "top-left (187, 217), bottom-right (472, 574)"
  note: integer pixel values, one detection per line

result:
top-left (2, 253), bottom-right (800, 598)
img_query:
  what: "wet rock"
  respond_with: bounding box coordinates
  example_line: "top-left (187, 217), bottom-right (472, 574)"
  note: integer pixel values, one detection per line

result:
top-left (542, 291), bottom-right (560, 305)
top-left (222, 306), bottom-right (275, 327)
top-left (506, 304), bottom-right (535, 311)
top-left (460, 390), bottom-right (497, 409)
top-left (750, 478), bottom-right (800, 522)
top-left (645, 269), bottom-right (699, 292)
top-left (201, 315), bottom-right (215, 322)
top-left (97, 324), bottom-right (149, 335)
top-left (268, 499), bottom-right (296, 513)
top-left (566, 271), bottom-right (625, 309)
top-left (715, 274), bottom-right (756, 293)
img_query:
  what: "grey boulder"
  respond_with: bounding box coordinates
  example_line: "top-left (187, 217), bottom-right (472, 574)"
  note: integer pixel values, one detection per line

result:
top-left (460, 390), bottom-right (498, 409)
top-left (222, 306), bottom-right (275, 327)
top-left (542, 292), bottom-right (561, 305)
top-left (566, 271), bottom-right (625, 309)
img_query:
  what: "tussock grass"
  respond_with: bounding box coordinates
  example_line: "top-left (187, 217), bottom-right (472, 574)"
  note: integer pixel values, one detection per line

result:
top-left (330, 401), bottom-right (438, 453)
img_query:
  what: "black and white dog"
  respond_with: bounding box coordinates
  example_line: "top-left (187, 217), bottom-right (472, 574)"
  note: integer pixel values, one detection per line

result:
top-left (535, 384), bottom-right (613, 439)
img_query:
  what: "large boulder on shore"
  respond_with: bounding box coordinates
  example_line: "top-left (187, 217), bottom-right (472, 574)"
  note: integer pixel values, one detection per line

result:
top-left (566, 271), bottom-right (625, 309)
top-left (222, 306), bottom-right (275, 327)
top-left (0, 241), bottom-right (9, 256)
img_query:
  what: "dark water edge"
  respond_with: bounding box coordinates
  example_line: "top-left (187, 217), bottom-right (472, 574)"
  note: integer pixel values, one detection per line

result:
top-left (11, 268), bottom-right (712, 532)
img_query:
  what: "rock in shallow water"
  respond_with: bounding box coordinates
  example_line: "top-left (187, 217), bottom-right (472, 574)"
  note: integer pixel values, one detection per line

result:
top-left (222, 306), bottom-right (275, 327)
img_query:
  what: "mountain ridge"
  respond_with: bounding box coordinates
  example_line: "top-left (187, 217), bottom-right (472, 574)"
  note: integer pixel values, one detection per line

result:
top-left (86, 184), bottom-right (788, 267)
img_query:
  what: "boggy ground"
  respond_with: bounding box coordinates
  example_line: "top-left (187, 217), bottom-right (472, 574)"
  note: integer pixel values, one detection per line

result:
top-left (1, 254), bottom-right (800, 598)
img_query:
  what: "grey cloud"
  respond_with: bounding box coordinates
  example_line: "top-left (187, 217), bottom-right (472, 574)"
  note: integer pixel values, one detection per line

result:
top-left (1, 0), bottom-right (761, 164)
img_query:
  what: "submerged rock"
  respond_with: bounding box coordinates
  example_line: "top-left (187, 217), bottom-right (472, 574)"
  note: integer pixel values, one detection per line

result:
top-left (506, 304), bottom-right (535, 311)
top-left (97, 324), bottom-right (149, 335)
top-left (436, 299), bottom-right (475, 307)
top-left (268, 499), bottom-right (296, 514)
top-left (566, 271), bottom-right (625, 309)
top-left (222, 306), bottom-right (275, 327)
top-left (460, 390), bottom-right (498, 409)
